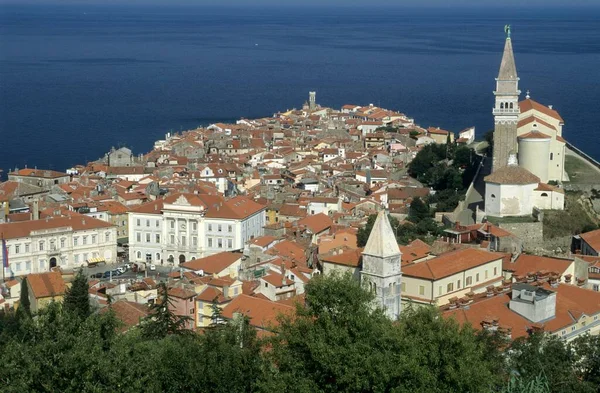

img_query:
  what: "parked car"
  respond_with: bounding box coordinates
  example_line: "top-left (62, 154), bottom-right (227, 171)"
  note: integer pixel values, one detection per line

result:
top-left (149, 264), bottom-right (156, 271)
top-left (102, 271), bottom-right (112, 279)
top-left (90, 272), bottom-right (103, 279)
top-left (124, 263), bottom-right (132, 270)
top-left (116, 267), bottom-right (126, 274)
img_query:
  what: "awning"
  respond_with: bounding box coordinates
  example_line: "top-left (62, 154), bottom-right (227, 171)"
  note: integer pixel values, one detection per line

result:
top-left (87, 257), bottom-right (105, 264)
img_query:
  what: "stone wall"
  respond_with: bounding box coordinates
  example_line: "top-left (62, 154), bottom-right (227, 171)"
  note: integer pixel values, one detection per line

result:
top-left (498, 222), bottom-right (571, 256)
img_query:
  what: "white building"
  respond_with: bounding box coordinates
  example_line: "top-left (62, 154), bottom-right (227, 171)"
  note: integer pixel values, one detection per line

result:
top-left (0, 214), bottom-right (117, 279)
top-left (128, 193), bottom-right (266, 265)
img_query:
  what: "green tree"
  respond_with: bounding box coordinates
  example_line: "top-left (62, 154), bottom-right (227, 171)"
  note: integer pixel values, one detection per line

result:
top-left (140, 282), bottom-right (193, 339)
top-left (17, 277), bottom-right (31, 318)
top-left (453, 146), bottom-right (474, 168)
top-left (63, 270), bottom-right (91, 318)
top-left (408, 197), bottom-right (430, 223)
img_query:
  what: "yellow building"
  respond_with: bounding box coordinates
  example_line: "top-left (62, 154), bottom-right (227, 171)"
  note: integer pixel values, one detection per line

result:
top-left (26, 271), bottom-right (66, 313)
top-left (401, 248), bottom-right (504, 306)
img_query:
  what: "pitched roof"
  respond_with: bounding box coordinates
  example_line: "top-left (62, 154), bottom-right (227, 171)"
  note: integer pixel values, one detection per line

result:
top-left (9, 168), bottom-right (68, 178)
top-left (181, 251), bottom-right (242, 274)
top-left (580, 228), bottom-right (600, 253)
top-left (321, 248), bottom-right (363, 267)
top-left (204, 196), bottom-right (265, 220)
top-left (297, 213), bottom-right (333, 234)
top-left (402, 248), bottom-right (503, 280)
top-left (363, 211), bottom-right (401, 258)
top-left (102, 300), bottom-right (149, 331)
top-left (484, 165), bottom-right (540, 185)
top-left (517, 116), bottom-right (557, 131)
top-left (0, 214), bottom-right (113, 240)
top-left (519, 99), bottom-right (564, 123)
top-left (400, 239), bottom-right (432, 264)
top-left (518, 131), bottom-right (552, 140)
top-left (27, 271), bottom-right (66, 299)
top-left (498, 37), bottom-right (517, 80)
top-left (502, 254), bottom-right (573, 276)
top-left (444, 283), bottom-right (600, 339)
top-left (221, 294), bottom-right (294, 329)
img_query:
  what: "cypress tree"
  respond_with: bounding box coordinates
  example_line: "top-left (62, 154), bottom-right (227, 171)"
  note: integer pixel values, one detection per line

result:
top-left (18, 277), bottom-right (31, 317)
top-left (63, 270), bottom-right (90, 318)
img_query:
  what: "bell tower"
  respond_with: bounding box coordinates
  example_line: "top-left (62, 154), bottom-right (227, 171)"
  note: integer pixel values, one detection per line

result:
top-left (492, 25), bottom-right (521, 171)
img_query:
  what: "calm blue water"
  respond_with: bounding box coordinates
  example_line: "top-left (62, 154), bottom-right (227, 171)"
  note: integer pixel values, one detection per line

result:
top-left (1, 5), bottom-right (600, 174)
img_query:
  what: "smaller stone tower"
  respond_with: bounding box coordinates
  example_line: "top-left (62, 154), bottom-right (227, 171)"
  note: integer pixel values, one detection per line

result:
top-left (360, 210), bottom-right (403, 320)
top-left (309, 91), bottom-right (316, 111)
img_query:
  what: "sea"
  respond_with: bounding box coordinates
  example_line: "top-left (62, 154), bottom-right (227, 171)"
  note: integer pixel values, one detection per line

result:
top-left (1, 4), bottom-right (600, 175)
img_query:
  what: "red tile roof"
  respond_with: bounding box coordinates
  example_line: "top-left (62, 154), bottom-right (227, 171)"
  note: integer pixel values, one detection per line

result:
top-left (580, 228), bottom-right (600, 253)
top-left (221, 294), bottom-right (294, 329)
top-left (181, 251), bottom-right (242, 274)
top-left (321, 248), bottom-right (363, 267)
top-left (503, 254), bottom-right (573, 276)
top-left (519, 99), bottom-right (564, 123)
top-left (0, 214), bottom-right (112, 240)
top-left (297, 213), bottom-right (333, 234)
top-left (403, 248), bottom-right (503, 280)
top-left (27, 271), bottom-right (66, 299)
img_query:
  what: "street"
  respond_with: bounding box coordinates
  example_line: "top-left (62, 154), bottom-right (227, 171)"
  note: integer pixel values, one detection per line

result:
top-left (82, 262), bottom-right (180, 283)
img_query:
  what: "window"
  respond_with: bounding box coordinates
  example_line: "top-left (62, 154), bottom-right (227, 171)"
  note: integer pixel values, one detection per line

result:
top-left (83, 253), bottom-right (88, 262)
top-left (60, 238), bottom-right (65, 248)
top-left (218, 224), bottom-right (222, 232)
top-left (192, 237), bottom-right (197, 246)
top-left (146, 219), bottom-right (150, 227)
top-left (490, 194), bottom-right (496, 198)
top-left (419, 285), bottom-right (425, 296)
top-left (25, 244), bottom-right (29, 253)
top-left (476, 273), bottom-right (480, 282)
top-left (208, 224), bottom-right (213, 232)
top-left (137, 219), bottom-right (141, 227)
top-left (457, 280), bottom-right (461, 289)
top-left (170, 235), bottom-right (175, 244)
top-left (25, 261), bottom-right (31, 271)
top-left (227, 239), bottom-right (233, 248)
top-left (485, 270), bottom-right (489, 279)
top-left (265, 282), bottom-right (268, 288)
top-left (105, 232), bottom-right (110, 242)
top-left (15, 262), bottom-right (22, 271)
top-left (438, 286), bottom-right (442, 296)
top-left (208, 238), bottom-right (213, 248)
top-left (91, 235), bottom-right (96, 244)
top-left (137, 251), bottom-right (142, 259)
top-left (40, 260), bottom-right (45, 270)
top-left (550, 153), bottom-right (554, 160)
top-left (447, 283), bottom-right (454, 292)
top-left (82, 236), bottom-right (87, 245)
top-left (217, 239), bottom-right (223, 248)
top-left (39, 241), bottom-right (44, 251)
top-left (170, 220), bottom-right (175, 229)
top-left (181, 237), bottom-right (186, 247)
top-left (493, 267), bottom-right (497, 276)
top-left (466, 276), bottom-right (472, 286)
top-left (228, 225), bottom-right (232, 233)
top-left (571, 326), bottom-right (576, 332)
top-left (136, 233), bottom-right (141, 242)
top-left (192, 222), bottom-right (197, 231)
top-left (146, 233), bottom-right (151, 243)
top-left (156, 220), bottom-right (159, 228)
top-left (156, 253), bottom-right (161, 261)
top-left (156, 234), bottom-right (161, 243)
top-left (75, 254), bottom-right (80, 263)
top-left (190, 309), bottom-right (194, 315)
top-left (15, 245), bottom-right (19, 254)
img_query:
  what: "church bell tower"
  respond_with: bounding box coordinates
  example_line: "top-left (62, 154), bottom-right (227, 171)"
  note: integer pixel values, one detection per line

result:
top-left (492, 25), bottom-right (521, 171)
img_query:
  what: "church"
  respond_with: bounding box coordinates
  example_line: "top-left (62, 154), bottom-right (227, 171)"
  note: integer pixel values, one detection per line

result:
top-left (484, 27), bottom-right (565, 218)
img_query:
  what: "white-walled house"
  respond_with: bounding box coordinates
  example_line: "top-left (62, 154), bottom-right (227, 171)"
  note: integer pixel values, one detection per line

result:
top-left (128, 193), bottom-right (266, 265)
top-left (0, 214), bottom-right (117, 278)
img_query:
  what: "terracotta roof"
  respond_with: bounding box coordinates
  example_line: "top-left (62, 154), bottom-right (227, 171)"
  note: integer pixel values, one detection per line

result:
top-left (484, 165), bottom-right (540, 185)
top-left (580, 228), bottom-right (600, 253)
top-left (196, 286), bottom-right (228, 303)
top-left (27, 271), bottom-right (66, 299)
top-left (102, 300), bottom-right (149, 331)
top-left (181, 251), bottom-right (242, 274)
top-left (403, 248), bottom-right (503, 280)
top-left (251, 236), bottom-right (278, 248)
top-left (9, 168), bottom-right (68, 178)
top-left (517, 116), bottom-right (557, 131)
top-left (478, 223), bottom-right (514, 238)
top-left (204, 196), bottom-right (265, 220)
top-left (518, 130), bottom-right (552, 140)
top-left (400, 239), bottom-right (432, 264)
top-left (321, 248), bottom-right (363, 267)
top-left (503, 254), bottom-right (573, 276)
top-left (297, 213), bottom-right (333, 234)
top-left (262, 272), bottom-right (294, 287)
top-left (129, 199), bottom-right (165, 215)
top-left (279, 203), bottom-right (307, 217)
top-left (535, 183), bottom-right (564, 194)
top-left (519, 99), bottom-right (564, 123)
top-left (167, 286), bottom-right (197, 299)
top-left (221, 294), bottom-right (294, 329)
top-left (444, 283), bottom-right (600, 339)
top-left (0, 214), bottom-right (113, 240)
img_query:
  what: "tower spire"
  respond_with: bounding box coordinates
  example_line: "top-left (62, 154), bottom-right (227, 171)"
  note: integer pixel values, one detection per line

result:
top-left (497, 33), bottom-right (518, 82)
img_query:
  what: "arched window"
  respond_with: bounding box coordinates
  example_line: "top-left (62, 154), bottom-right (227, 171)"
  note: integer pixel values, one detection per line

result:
top-left (136, 251), bottom-right (142, 259)
top-left (156, 253), bottom-right (161, 261)
top-left (500, 103), bottom-right (504, 109)
top-left (541, 193), bottom-right (548, 197)
top-left (509, 102), bottom-right (513, 109)
top-left (550, 153), bottom-right (554, 160)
